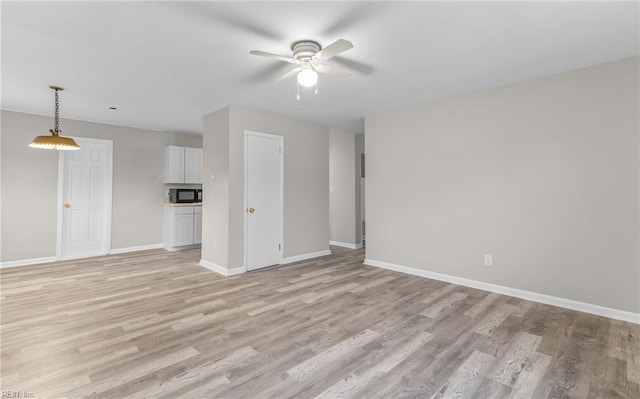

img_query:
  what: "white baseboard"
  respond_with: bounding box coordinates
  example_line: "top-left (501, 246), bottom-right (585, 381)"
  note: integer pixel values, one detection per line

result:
top-left (0, 244), bottom-right (165, 268)
top-left (110, 243), bottom-right (163, 255)
top-left (329, 241), bottom-right (363, 250)
top-left (199, 259), bottom-right (245, 277)
top-left (364, 258), bottom-right (640, 325)
top-left (0, 256), bottom-right (57, 268)
top-left (282, 249), bottom-right (332, 264)
top-left (201, 250), bottom-right (332, 276)
top-left (227, 266), bottom-right (245, 276)
top-left (163, 244), bottom-right (201, 252)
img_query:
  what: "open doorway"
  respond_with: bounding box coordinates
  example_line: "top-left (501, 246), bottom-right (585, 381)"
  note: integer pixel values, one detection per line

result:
top-left (355, 133), bottom-right (365, 247)
top-left (360, 153), bottom-right (365, 245)
top-left (329, 131), bottom-right (364, 250)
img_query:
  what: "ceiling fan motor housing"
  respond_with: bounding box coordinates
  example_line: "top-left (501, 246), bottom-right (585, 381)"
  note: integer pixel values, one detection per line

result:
top-left (292, 41), bottom-right (321, 62)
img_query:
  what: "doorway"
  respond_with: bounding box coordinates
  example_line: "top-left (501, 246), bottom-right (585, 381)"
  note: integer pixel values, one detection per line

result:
top-left (360, 152), bottom-right (366, 244)
top-left (57, 137), bottom-right (113, 260)
top-left (244, 131), bottom-right (283, 271)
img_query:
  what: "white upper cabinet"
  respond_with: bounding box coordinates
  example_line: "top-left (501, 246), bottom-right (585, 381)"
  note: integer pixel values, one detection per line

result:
top-left (164, 146), bottom-right (185, 183)
top-left (184, 147), bottom-right (203, 184)
top-left (164, 146), bottom-right (202, 184)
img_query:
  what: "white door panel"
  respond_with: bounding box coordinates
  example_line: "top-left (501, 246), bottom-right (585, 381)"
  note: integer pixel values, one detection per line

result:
top-left (245, 132), bottom-right (283, 271)
top-left (60, 137), bottom-right (112, 259)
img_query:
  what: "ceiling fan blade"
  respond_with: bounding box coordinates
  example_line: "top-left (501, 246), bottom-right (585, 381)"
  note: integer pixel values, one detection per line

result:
top-left (250, 50), bottom-right (297, 64)
top-left (314, 64), bottom-right (352, 77)
top-left (314, 39), bottom-right (353, 61)
top-left (332, 56), bottom-right (374, 75)
top-left (245, 62), bottom-right (291, 84)
top-left (274, 67), bottom-right (302, 83)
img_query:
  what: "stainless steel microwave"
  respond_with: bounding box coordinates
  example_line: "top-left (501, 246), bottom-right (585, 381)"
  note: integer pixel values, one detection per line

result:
top-left (169, 188), bottom-right (198, 203)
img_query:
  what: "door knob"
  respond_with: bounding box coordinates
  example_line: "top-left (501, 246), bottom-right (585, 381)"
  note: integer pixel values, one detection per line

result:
top-left (248, 207), bottom-right (255, 214)
top-left (64, 203), bottom-right (71, 208)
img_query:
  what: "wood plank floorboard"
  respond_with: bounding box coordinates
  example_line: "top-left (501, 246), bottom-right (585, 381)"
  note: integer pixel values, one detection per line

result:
top-left (1, 246), bottom-right (638, 398)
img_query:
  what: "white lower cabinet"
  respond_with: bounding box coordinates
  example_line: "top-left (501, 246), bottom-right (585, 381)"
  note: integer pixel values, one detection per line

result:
top-left (194, 206), bottom-right (203, 245)
top-left (163, 205), bottom-right (202, 251)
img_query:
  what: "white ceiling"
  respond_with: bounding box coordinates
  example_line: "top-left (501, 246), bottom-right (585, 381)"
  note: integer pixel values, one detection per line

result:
top-left (2, 1), bottom-right (638, 135)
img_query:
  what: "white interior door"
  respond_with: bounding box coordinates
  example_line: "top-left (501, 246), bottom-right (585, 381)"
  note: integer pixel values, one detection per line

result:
top-left (245, 131), bottom-right (283, 271)
top-left (59, 137), bottom-right (113, 260)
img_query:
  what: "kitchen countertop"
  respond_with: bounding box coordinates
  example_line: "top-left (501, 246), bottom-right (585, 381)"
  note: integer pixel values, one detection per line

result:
top-left (162, 201), bottom-right (202, 207)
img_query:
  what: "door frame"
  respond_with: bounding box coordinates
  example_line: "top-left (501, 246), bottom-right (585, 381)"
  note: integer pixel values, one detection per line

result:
top-left (56, 136), bottom-right (114, 260)
top-left (243, 130), bottom-right (284, 272)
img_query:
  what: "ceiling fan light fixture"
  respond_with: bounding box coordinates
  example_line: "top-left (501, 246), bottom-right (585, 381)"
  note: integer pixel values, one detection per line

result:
top-left (297, 69), bottom-right (318, 88)
top-left (250, 38), bottom-right (353, 98)
top-left (29, 86), bottom-right (80, 151)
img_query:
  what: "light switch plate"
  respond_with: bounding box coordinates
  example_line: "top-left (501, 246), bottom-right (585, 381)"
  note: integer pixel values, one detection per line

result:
top-left (484, 254), bottom-right (493, 266)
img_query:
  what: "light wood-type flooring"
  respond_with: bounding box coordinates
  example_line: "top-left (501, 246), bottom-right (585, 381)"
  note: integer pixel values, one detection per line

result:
top-left (1, 247), bottom-right (638, 398)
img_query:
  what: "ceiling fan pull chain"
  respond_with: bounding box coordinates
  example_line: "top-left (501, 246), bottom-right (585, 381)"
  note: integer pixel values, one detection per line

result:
top-left (315, 79), bottom-right (318, 95)
top-left (296, 82), bottom-right (300, 101)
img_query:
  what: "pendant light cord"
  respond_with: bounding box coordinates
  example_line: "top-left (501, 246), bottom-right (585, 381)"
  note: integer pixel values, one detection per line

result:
top-left (54, 88), bottom-right (60, 133)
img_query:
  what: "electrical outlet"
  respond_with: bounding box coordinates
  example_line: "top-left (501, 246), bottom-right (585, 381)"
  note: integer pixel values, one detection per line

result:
top-left (484, 254), bottom-right (493, 266)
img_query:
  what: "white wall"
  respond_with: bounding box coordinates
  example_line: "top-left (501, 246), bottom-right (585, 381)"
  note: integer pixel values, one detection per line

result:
top-left (1, 110), bottom-right (202, 262)
top-left (365, 57), bottom-right (639, 314)
top-left (202, 106), bottom-right (330, 271)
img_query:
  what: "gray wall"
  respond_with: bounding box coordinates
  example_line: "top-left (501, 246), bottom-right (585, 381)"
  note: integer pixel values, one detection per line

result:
top-left (202, 106), bottom-right (330, 270)
top-left (365, 57), bottom-right (639, 313)
top-left (202, 107), bottom-right (230, 268)
top-left (1, 110), bottom-right (202, 262)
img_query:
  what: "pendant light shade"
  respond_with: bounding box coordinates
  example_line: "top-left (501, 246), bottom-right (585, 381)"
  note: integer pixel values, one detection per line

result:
top-left (29, 86), bottom-right (80, 151)
top-left (29, 131), bottom-right (81, 150)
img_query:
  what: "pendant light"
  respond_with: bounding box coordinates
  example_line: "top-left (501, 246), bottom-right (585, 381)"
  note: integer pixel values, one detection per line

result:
top-left (29, 86), bottom-right (80, 151)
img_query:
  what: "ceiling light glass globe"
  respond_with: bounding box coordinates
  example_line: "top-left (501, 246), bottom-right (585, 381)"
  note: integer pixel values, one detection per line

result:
top-left (297, 69), bottom-right (318, 87)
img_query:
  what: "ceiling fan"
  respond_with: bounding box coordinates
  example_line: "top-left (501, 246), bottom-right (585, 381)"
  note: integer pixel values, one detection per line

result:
top-left (250, 39), bottom-right (354, 98)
